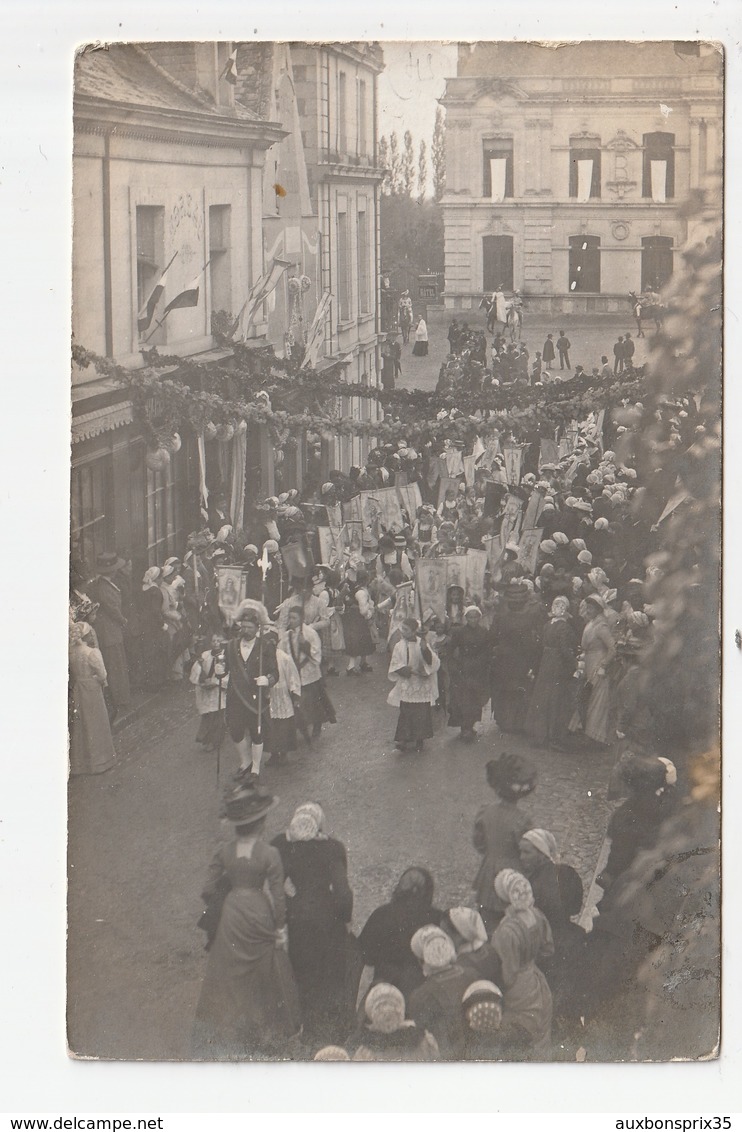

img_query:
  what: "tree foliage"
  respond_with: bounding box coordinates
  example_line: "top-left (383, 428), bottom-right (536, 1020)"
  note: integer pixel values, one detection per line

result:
top-left (418, 139), bottom-right (428, 200)
top-left (387, 131), bottom-right (403, 196)
top-left (432, 105), bottom-right (446, 202)
top-left (401, 129), bottom-right (415, 197)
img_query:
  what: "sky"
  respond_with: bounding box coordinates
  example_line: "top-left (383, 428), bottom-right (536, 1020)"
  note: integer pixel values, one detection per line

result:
top-left (377, 41), bottom-right (459, 194)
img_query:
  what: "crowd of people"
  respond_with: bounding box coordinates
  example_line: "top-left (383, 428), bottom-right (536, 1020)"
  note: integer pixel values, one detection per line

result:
top-left (192, 740), bottom-right (679, 1061)
top-left (68, 312), bottom-right (708, 1060)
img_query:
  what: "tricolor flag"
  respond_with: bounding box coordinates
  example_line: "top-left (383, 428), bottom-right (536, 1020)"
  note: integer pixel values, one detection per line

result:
top-left (300, 290), bottom-right (333, 370)
top-left (229, 257), bottom-right (293, 341)
top-left (221, 48), bottom-right (238, 85)
top-left (162, 273), bottom-right (202, 317)
top-left (137, 251), bottom-right (178, 334)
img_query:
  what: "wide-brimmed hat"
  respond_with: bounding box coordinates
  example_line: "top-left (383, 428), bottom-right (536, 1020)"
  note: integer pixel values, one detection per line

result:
top-left (223, 784), bottom-right (278, 826)
top-left (96, 551), bottom-right (126, 574)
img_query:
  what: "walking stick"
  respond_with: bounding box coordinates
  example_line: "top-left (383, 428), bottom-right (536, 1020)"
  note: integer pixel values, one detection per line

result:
top-left (256, 545), bottom-right (272, 743)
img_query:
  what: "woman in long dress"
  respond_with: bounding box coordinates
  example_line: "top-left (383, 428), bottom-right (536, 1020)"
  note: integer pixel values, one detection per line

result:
top-left (472, 754), bottom-right (536, 932)
top-left (387, 618), bottom-right (440, 752)
top-left (271, 803), bottom-right (354, 1044)
top-left (569, 593), bottom-right (617, 746)
top-left (193, 786), bottom-right (300, 1059)
top-left (69, 621), bottom-right (116, 776)
top-left (525, 596), bottom-right (579, 750)
top-left (342, 569), bottom-right (376, 675)
top-left (447, 606), bottom-right (494, 741)
top-left (412, 317), bottom-right (429, 357)
top-left (491, 869), bottom-right (554, 1058)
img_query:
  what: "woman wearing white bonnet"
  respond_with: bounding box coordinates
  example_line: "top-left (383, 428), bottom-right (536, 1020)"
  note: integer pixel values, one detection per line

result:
top-left (352, 983), bottom-right (439, 1061)
top-left (491, 869), bottom-right (554, 1056)
top-left (408, 927), bottom-right (473, 1058)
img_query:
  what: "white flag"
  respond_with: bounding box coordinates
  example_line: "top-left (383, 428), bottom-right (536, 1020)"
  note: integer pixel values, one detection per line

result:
top-left (577, 159), bottom-right (593, 202)
top-left (230, 257), bottom-right (293, 341)
top-left (650, 160), bottom-right (667, 203)
top-left (489, 158), bottom-right (507, 202)
top-left (301, 290), bottom-right (333, 370)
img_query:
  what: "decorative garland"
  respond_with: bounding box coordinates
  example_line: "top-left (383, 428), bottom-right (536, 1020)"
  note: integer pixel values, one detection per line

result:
top-left (71, 340), bottom-right (646, 455)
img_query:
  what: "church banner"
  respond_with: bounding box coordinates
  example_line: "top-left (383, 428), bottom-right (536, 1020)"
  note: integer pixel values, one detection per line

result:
top-left (465, 548), bottom-right (488, 602)
top-left (415, 558), bottom-right (448, 622)
top-left (518, 527), bottom-right (544, 576)
top-left (499, 494), bottom-right (524, 549)
top-left (523, 488), bottom-right (545, 531)
top-left (477, 434), bottom-right (502, 471)
top-left (539, 438), bottom-right (559, 468)
top-left (437, 476), bottom-right (460, 507)
top-left (216, 565), bottom-right (246, 625)
top-left (387, 581), bottom-right (416, 644)
top-left (396, 480), bottom-right (423, 524)
top-left (503, 446), bottom-right (523, 486)
top-left (317, 526), bottom-right (335, 565)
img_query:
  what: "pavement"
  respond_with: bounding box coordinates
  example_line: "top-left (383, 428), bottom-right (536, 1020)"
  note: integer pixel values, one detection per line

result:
top-left (67, 650), bottom-right (614, 1061)
top-left (394, 306), bottom-right (656, 393)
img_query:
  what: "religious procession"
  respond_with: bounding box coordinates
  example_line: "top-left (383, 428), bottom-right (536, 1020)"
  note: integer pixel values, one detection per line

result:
top-left (67, 40), bottom-right (720, 1069)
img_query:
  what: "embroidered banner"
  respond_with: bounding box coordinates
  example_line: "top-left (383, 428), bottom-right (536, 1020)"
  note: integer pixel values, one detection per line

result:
top-left (523, 488), bottom-right (545, 531)
top-left (517, 527), bottom-right (544, 576)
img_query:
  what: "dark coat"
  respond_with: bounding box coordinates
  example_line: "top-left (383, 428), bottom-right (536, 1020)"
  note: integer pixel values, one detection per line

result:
top-left (359, 899), bottom-right (444, 998)
top-left (86, 575), bottom-right (126, 647)
top-left (224, 635), bottom-right (278, 717)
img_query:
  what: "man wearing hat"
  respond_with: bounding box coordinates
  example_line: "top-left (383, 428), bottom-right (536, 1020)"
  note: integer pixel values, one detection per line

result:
top-left (87, 552), bottom-right (131, 716)
top-left (223, 604), bottom-right (279, 781)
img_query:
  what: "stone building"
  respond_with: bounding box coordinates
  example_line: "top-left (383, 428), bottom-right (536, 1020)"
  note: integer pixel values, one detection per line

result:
top-left (72, 43), bottom-right (284, 576)
top-left (233, 41), bottom-right (386, 476)
top-left (440, 41), bottom-right (722, 313)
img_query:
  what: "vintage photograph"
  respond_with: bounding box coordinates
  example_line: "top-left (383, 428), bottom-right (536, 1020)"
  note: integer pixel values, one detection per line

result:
top-left (68, 40), bottom-right (722, 1064)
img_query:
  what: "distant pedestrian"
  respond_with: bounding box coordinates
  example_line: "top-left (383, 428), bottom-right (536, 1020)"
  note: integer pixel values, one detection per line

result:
top-left (542, 334), bottom-right (555, 368)
top-left (87, 551), bottom-right (131, 718)
top-left (69, 621), bottom-right (116, 776)
top-left (613, 336), bottom-right (624, 375)
top-left (412, 317), bottom-right (429, 357)
top-left (623, 332), bottom-right (635, 371)
top-left (556, 331), bottom-right (571, 370)
top-left (600, 355), bottom-right (612, 380)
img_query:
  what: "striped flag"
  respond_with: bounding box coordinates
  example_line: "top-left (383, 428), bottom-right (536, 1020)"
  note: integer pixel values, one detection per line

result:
top-left (162, 272), bottom-right (202, 317)
top-left (300, 290), bottom-right (332, 370)
top-left (229, 257), bottom-right (293, 341)
top-left (221, 47), bottom-right (238, 85)
top-left (137, 252), bottom-right (177, 334)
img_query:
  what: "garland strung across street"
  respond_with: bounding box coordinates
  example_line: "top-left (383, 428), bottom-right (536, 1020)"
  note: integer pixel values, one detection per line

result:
top-left (71, 339), bottom-right (646, 459)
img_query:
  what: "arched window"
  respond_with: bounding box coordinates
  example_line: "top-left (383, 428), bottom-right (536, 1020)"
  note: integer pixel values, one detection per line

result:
top-left (643, 133), bottom-right (675, 199)
top-left (641, 236), bottom-right (674, 291)
top-left (569, 235), bottom-right (600, 293)
top-left (483, 235), bottom-right (514, 291)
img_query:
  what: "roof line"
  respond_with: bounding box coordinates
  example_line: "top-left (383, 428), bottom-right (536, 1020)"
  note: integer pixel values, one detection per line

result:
top-left (129, 43), bottom-right (219, 113)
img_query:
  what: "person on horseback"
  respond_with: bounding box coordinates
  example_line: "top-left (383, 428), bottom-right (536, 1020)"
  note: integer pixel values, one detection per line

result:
top-left (398, 290), bottom-right (414, 344)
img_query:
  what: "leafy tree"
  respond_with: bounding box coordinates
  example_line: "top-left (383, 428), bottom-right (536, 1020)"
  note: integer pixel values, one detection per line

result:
top-left (432, 106), bottom-right (446, 202)
top-left (388, 131), bottom-right (403, 196)
top-left (417, 139), bottom-right (428, 200)
top-left (378, 135), bottom-right (391, 196)
top-left (401, 129), bottom-right (415, 197)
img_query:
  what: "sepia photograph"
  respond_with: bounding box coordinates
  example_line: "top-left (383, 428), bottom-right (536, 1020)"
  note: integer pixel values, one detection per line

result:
top-left (66, 36), bottom-right (722, 1067)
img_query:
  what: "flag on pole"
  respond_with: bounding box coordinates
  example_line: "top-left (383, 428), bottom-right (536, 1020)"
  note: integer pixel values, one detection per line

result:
top-left (162, 273), bottom-right (202, 316)
top-left (138, 267), bottom-right (169, 334)
top-left (577, 158), bottom-right (594, 202)
top-left (137, 251), bottom-right (178, 334)
top-left (300, 290), bottom-right (333, 370)
top-left (230, 257), bottom-right (293, 341)
top-left (221, 48), bottom-right (238, 85)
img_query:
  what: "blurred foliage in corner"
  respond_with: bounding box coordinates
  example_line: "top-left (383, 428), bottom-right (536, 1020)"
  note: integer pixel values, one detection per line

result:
top-left (632, 179), bottom-right (721, 762)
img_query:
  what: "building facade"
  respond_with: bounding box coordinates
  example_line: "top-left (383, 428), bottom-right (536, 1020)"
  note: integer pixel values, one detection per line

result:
top-left (72, 43), bottom-right (284, 578)
top-left (289, 42), bottom-right (386, 471)
top-left (440, 42), bottom-right (722, 314)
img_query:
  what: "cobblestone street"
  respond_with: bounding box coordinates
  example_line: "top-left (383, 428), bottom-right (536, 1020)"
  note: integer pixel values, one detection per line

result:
top-left (67, 654), bottom-right (614, 1061)
top-left (395, 306), bottom-right (655, 393)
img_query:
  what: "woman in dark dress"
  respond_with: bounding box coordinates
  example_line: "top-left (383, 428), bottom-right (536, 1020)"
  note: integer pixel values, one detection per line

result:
top-left (192, 786), bottom-right (301, 1059)
top-left (525, 596), bottom-right (578, 750)
top-left (136, 567), bottom-right (170, 690)
top-left (491, 582), bottom-right (545, 734)
top-left (473, 754), bottom-right (536, 933)
top-left (359, 867), bottom-right (442, 999)
top-left (447, 606), bottom-right (494, 741)
top-left (271, 802), bottom-right (354, 1044)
